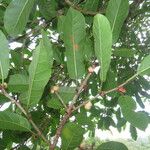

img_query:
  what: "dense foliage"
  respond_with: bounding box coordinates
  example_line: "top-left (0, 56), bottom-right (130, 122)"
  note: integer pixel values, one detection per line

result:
top-left (0, 0), bottom-right (150, 149)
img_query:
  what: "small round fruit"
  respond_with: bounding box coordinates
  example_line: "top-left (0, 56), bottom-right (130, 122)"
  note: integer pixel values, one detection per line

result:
top-left (84, 101), bottom-right (92, 110)
top-left (2, 82), bottom-right (7, 89)
top-left (88, 67), bottom-right (94, 73)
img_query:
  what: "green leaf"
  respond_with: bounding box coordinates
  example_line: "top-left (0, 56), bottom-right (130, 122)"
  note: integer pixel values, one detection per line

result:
top-left (47, 86), bottom-right (76, 109)
top-left (137, 55), bottom-right (150, 76)
top-left (130, 125), bottom-right (137, 140)
top-left (8, 74), bottom-right (29, 93)
top-left (20, 31), bottom-right (53, 108)
top-left (38, 0), bottom-right (58, 20)
top-left (47, 96), bottom-right (63, 109)
top-left (97, 141), bottom-right (128, 150)
top-left (106, 0), bottom-right (129, 43)
top-left (102, 69), bottom-right (117, 97)
top-left (59, 86), bottom-right (76, 102)
top-left (61, 123), bottom-right (84, 150)
top-left (113, 48), bottom-right (135, 57)
top-left (84, 0), bottom-right (99, 11)
top-left (0, 111), bottom-right (31, 131)
top-left (4, 0), bottom-right (35, 37)
top-left (63, 8), bottom-right (86, 79)
top-left (57, 15), bottom-right (65, 40)
top-left (93, 14), bottom-right (112, 82)
top-left (83, 37), bottom-right (94, 60)
top-left (118, 96), bottom-right (149, 131)
top-left (0, 30), bottom-right (9, 80)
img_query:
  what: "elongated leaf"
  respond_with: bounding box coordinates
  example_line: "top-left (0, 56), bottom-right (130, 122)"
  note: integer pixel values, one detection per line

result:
top-left (93, 14), bottom-right (112, 82)
top-left (137, 55), bottom-right (150, 76)
top-left (0, 30), bottom-right (9, 79)
top-left (20, 31), bottom-right (53, 108)
top-left (4, 0), bottom-right (35, 37)
top-left (8, 74), bottom-right (29, 93)
top-left (106, 0), bottom-right (129, 43)
top-left (61, 123), bottom-right (84, 150)
top-left (119, 96), bottom-right (149, 131)
top-left (0, 111), bottom-right (31, 131)
top-left (63, 8), bottom-right (86, 79)
top-left (130, 125), bottom-right (137, 140)
top-left (97, 141), bottom-right (128, 150)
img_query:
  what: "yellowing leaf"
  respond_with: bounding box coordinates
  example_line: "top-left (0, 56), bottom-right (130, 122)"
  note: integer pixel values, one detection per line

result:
top-left (63, 8), bottom-right (86, 79)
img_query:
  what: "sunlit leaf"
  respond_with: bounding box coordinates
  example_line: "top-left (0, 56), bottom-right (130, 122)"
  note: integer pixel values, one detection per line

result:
top-left (93, 14), bottom-right (112, 82)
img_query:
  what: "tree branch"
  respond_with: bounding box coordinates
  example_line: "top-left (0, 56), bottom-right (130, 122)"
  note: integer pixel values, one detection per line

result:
top-left (0, 88), bottom-right (50, 147)
top-left (73, 73), bottom-right (138, 111)
top-left (65, 0), bottom-right (104, 15)
top-left (50, 69), bottom-right (94, 149)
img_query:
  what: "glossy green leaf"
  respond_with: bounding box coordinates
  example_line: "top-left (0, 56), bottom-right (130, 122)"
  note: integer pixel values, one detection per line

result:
top-left (61, 123), bottom-right (84, 150)
top-left (20, 31), bottom-right (53, 108)
top-left (97, 141), bottom-right (128, 150)
top-left (0, 111), bottom-right (31, 131)
top-left (0, 30), bottom-right (9, 79)
top-left (119, 96), bottom-right (149, 131)
top-left (4, 0), bottom-right (35, 37)
top-left (137, 55), bottom-right (150, 76)
top-left (113, 48), bottom-right (135, 57)
top-left (106, 0), bottom-right (129, 43)
top-left (63, 8), bottom-right (86, 79)
top-left (93, 14), bottom-right (112, 82)
top-left (8, 74), bottom-right (29, 93)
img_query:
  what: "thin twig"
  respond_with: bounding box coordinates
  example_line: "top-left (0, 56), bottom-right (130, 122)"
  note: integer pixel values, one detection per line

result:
top-left (1, 88), bottom-right (50, 146)
top-left (50, 72), bottom-right (93, 149)
top-left (73, 73), bottom-right (138, 111)
top-left (55, 92), bottom-right (67, 109)
top-left (65, 0), bottom-right (104, 15)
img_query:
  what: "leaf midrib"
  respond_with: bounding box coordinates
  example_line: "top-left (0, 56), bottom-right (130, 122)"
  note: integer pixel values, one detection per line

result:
top-left (13, 0), bottom-right (30, 33)
top-left (111, 0), bottom-right (122, 33)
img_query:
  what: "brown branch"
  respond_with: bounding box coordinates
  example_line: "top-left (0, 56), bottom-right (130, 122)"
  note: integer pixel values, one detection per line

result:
top-left (0, 88), bottom-right (50, 147)
top-left (50, 106), bottom-right (73, 150)
top-left (65, 0), bottom-right (104, 15)
top-left (50, 70), bottom-right (94, 149)
top-left (73, 73), bottom-right (138, 111)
